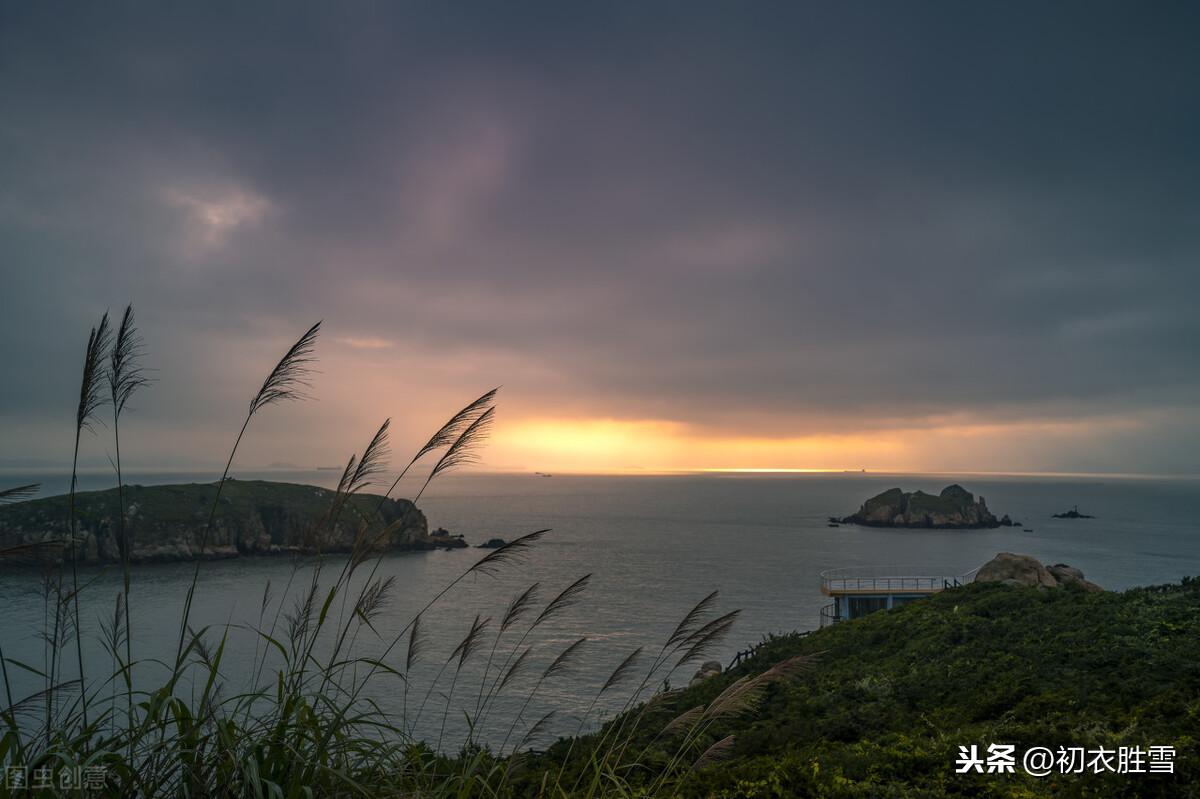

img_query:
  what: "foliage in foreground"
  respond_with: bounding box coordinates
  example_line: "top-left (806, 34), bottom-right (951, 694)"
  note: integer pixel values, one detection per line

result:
top-left (0, 310), bottom-right (789, 798)
top-left (525, 577), bottom-right (1200, 798)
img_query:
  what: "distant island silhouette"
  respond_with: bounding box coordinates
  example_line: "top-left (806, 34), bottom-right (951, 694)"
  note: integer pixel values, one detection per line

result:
top-left (838, 484), bottom-right (1018, 529)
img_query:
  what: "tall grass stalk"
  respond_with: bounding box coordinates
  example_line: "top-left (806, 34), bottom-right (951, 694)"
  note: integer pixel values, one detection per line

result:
top-left (59, 311), bottom-right (112, 735)
top-left (320, 391), bottom-right (500, 684)
top-left (174, 320), bottom-right (320, 665)
top-left (107, 304), bottom-right (149, 745)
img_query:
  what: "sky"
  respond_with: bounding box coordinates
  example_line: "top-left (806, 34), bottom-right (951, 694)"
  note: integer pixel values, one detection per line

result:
top-left (1, 2), bottom-right (1198, 476)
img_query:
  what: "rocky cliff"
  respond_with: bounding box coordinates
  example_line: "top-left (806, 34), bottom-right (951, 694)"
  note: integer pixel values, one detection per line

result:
top-left (840, 484), bottom-right (1001, 529)
top-left (0, 479), bottom-right (438, 565)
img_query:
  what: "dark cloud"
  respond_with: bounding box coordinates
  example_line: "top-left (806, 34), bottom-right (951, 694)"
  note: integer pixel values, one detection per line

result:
top-left (2, 2), bottom-right (1198, 473)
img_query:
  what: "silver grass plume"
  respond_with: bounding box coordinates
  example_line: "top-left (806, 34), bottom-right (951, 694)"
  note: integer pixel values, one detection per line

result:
top-left (248, 321), bottom-right (321, 414)
top-left (542, 637), bottom-right (587, 681)
top-left (702, 675), bottom-right (767, 721)
top-left (674, 610), bottom-right (741, 669)
top-left (327, 419), bottom-right (392, 538)
top-left (682, 609), bottom-right (742, 646)
top-left (760, 653), bottom-right (819, 682)
top-left (176, 321), bottom-right (322, 660)
top-left (406, 614), bottom-right (426, 672)
top-left (377, 387), bottom-right (498, 505)
top-left (76, 312), bottom-right (113, 434)
top-left (0, 484), bottom-right (38, 504)
top-left (691, 735), bottom-right (737, 771)
top-left (452, 615), bottom-right (491, 671)
top-left (0, 540), bottom-right (66, 563)
top-left (666, 590), bottom-right (720, 649)
top-left (515, 709), bottom-right (557, 752)
top-left (409, 387), bottom-right (498, 467)
top-left (108, 304), bottom-right (149, 746)
top-left (469, 529), bottom-right (550, 578)
top-left (63, 311), bottom-right (111, 732)
top-left (501, 583), bottom-right (541, 633)
top-left (335, 454), bottom-right (358, 496)
top-left (534, 573), bottom-right (592, 626)
top-left (703, 654), bottom-right (817, 722)
top-left (260, 579), bottom-right (273, 615)
top-left (109, 304), bottom-right (151, 416)
top-left (498, 647), bottom-right (534, 693)
top-left (348, 419), bottom-right (390, 494)
top-left (601, 646), bottom-right (644, 694)
top-left (660, 704), bottom-right (705, 738)
top-left (417, 406), bottom-right (496, 498)
top-left (355, 575), bottom-right (397, 631)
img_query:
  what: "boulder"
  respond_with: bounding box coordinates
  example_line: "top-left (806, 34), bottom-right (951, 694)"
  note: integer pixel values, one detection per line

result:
top-left (689, 660), bottom-right (723, 686)
top-left (975, 552), bottom-right (1058, 588)
top-left (1046, 563), bottom-right (1104, 592)
top-left (477, 537), bottom-right (507, 549)
top-left (975, 552), bottom-right (1103, 591)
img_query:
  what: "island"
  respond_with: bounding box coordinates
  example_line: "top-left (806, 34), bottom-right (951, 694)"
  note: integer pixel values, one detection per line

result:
top-left (0, 479), bottom-right (465, 565)
top-left (838, 484), bottom-right (1009, 529)
top-left (1053, 505), bottom-right (1095, 519)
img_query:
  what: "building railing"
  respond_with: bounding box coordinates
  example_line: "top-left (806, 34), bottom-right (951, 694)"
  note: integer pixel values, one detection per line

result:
top-left (819, 602), bottom-right (839, 627)
top-left (820, 565), bottom-right (980, 595)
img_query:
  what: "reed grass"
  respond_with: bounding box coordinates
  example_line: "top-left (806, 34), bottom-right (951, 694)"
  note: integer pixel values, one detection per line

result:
top-left (0, 313), bottom-right (811, 797)
top-left (108, 304), bottom-right (150, 753)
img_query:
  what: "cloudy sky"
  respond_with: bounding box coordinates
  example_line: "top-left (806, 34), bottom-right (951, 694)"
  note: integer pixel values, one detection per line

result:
top-left (2, 2), bottom-right (1198, 476)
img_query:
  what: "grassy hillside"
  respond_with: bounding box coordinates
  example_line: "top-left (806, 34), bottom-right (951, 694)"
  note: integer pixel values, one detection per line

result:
top-left (526, 579), bottom-right (1200, 798)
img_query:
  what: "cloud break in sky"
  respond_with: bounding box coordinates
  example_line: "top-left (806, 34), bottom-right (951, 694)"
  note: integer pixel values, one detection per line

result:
top-left (1, 2), bottom-right (1199, 476)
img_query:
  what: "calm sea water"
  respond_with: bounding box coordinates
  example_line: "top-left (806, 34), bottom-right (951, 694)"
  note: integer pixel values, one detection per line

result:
top-left (2, 470), bottom-right (1198, 750)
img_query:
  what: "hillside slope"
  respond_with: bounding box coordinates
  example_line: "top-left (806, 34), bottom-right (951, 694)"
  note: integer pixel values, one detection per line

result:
top-left (532, 579), bottom-right (1200, 797)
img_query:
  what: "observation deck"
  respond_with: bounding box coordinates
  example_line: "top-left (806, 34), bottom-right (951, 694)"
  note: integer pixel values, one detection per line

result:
top-left (819, 565), bottom-right (979, 626)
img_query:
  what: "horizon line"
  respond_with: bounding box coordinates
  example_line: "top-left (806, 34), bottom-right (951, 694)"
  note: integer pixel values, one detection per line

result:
top-left (3, 465), bottom-right (1198, 482)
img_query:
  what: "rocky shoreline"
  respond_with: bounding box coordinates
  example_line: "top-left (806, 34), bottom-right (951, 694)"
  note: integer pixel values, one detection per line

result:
top-left (0, 479), bottom-right (461, 566)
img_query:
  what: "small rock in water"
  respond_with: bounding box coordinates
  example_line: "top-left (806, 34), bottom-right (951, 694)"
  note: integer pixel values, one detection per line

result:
top-left (477, 537), bottom-right (507, 549)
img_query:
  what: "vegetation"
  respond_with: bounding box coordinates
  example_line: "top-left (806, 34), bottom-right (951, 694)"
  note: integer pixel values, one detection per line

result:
top-left (1, 310), bottom-right (1194, 797)
top-left (0, 312), bottom-right (773, 797)
top-left (528, 578), bottom-right (1200, 798)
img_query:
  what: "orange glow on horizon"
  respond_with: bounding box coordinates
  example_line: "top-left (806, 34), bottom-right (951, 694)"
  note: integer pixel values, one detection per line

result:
top-left (484, 413), bottom-right (1149, 475)
top-left (489, 417), bottom-right (905, 473)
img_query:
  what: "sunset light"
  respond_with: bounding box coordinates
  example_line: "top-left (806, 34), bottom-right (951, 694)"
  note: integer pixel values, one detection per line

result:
top-left (3, 4), bottom-right (1198, 794)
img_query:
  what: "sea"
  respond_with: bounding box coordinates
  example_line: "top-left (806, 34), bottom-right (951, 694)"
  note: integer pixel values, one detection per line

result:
top-left (2, 469), bottom-right (1198, 751)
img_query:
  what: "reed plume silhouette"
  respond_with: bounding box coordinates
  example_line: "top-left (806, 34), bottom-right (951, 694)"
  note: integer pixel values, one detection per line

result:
top-left (56, 310), bottom-right (112, 734)
top-left (0, 313), bottom-right (810, 799)
top-left (175, 320), bottom-right (321, 663)
top-left (107, 304), bottom-right (150, 743)
top-left (0, 484), bottom-right (39, 504)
